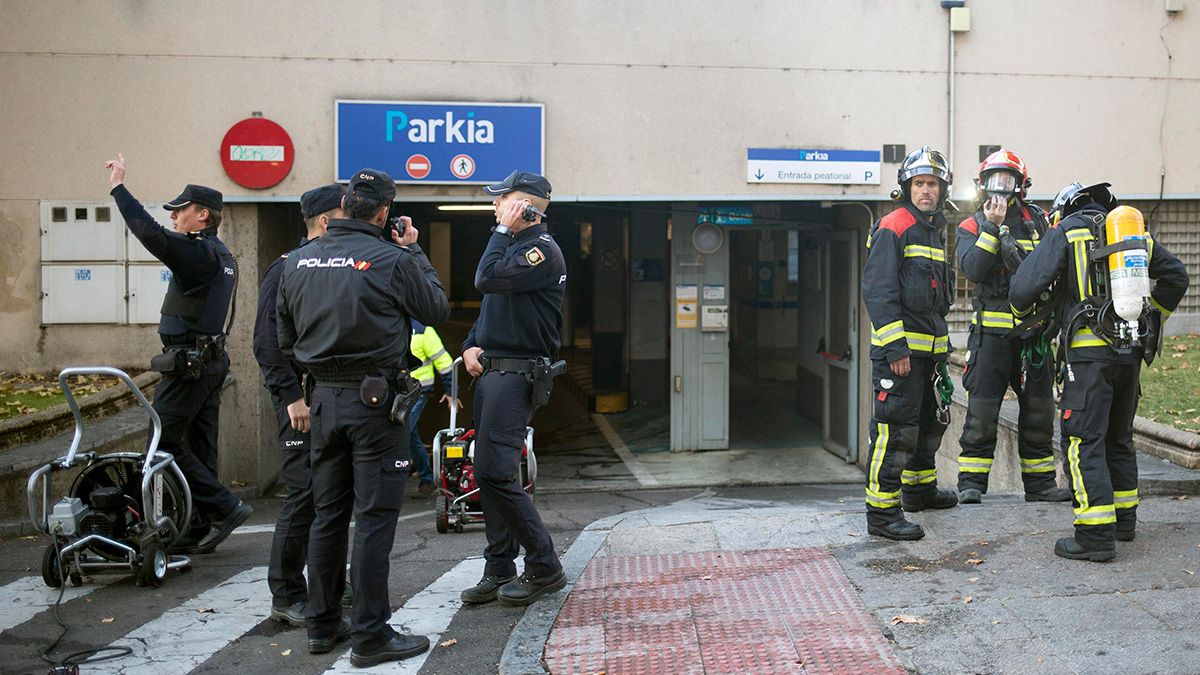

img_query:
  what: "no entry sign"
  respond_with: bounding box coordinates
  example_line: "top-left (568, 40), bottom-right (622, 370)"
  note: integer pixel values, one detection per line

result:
top-left (220, 117), bottom-right (295, 189)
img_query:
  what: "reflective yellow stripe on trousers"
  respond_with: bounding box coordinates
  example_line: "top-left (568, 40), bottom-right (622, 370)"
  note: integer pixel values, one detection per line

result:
top-left (901, 469), bottom-right (937, 486)
top-left (1114, 489), bottom-right (1139, 510)
top-left (1067, 436), bottom-right (1117, 525)
top-left (1020, 456), bottom-right (1057, 474)
top-left (866, 423), bottom-right (901, 509)
top-left (958, 456), bottom-right (992, 474)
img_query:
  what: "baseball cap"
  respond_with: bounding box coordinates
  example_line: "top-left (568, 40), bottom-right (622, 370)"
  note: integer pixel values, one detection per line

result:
top-left (163, 184), bottom-right (223, 212)
top-left (300, 184), bottom-right (347, 219)
top-left (348, 168), bottom-right (396, 203)
top-left (482, 171), bottom-right (552, 199)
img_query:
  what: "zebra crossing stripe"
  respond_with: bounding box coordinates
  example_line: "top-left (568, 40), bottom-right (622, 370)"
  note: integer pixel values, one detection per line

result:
top-left (233, 510), bottom-right (433, 536)
top-left (89, 566), bottom-right (271, 674)
top-left (323, 557), bottom-right (503, 674)
top-left (0, 576), bottom-right (102, 634)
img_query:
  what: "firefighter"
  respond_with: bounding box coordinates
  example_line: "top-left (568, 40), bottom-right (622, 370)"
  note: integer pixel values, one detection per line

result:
top-left (954, 150), bottom-right (1071, 504)
top-left (1010, 183), bottom-right (1188, 561)
top-left (862, 146), bottom-right (960, 541)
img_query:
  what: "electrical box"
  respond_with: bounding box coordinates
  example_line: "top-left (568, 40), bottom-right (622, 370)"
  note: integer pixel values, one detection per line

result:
top-left (950, 6), bottom-right (971, 32)
top-left (127, 264), bottom-right (172, 324)
top-left (126, 202), bottom-right (174, 262)
top-left (1166, 0), bottom-right (1183, 12)
top-left (40, 202), bottom-right (124, 262)
top-left (41, 264), bottom-right (125, 324)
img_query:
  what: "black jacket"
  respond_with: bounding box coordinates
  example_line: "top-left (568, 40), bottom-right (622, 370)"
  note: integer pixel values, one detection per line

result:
top-left (1010, 203), bottom-right (1189, 364)
top-left (463, 224), bottom-right (567, 359)
top-left (863, 204), bottom-right (953, 362)
top-left (956, 201), bottom-right (1047, 334)
top-left (277, 219), bottom-right (450, 376)
top-left (111, 184), bottom-right (235, 341)
top-left (253, 241), bottom-right (305, 404)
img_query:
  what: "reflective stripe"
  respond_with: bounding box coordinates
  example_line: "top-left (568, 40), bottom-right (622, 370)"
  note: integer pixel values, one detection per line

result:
top-left (975, 232), bottom-right (999, 254)
top-left (958, 456), bottom-right (993, 474)
top-left (1020, 456), bottom-right (1057, 474)
top-left (1016, 239), bottom-right (1035, 252)
top-left (866, 423), bottom-right (896, 508)
top-left (1070, 327), bottom-right (1107, 349)
top-left (1066, 231), bottom-right (1094, 302)
top-left (1075, 504), bottom-right (1116, 526)
top-left (901, 469), bottom-right (937, 486)
top-left (871, 320), bottom-right (905, 346)
top-left (981, 310), bottom-right (1015, 329)
top-left (1012, 303), bottom-right (1033, 319)
top-left (1151, 297), bottom-right (1173, 318)
top-left (1114, 489), bottom-right (1140, 509)
top-left (904, 244), bottom-right (946, 262)
top-left (1065, 229), bottom-right (1094, 243)
top-left (899, 332), bottom-right (950, 354)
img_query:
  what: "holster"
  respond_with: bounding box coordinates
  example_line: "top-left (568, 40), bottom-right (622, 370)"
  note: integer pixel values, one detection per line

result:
top-left (389, 373), bottom-right (423, 426)
top-left (150, 346), bottom-right (204, 380)
top-left (528, 357), bottom-right (567, 410)
top-left (302, 372), bottom-right (314, 405)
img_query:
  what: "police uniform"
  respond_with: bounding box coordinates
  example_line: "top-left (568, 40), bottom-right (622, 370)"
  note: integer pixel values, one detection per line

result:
top-left (111, 183), bottom-right (248, 552)
top-left (862, 202), bottom-right (955, 532)
top-left (1010, 200), bottom-right (1188, 558)
top-left (252, 183), bottom-right (346, 621)
top-left (462, 171), bottom-right (567, 604)
top-left (277, 169), bottom-right (448, 658)
top-left (955, 202), bottom-right (1064, 499)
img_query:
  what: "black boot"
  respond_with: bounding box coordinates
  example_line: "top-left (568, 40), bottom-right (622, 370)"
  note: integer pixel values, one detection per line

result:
top-left (1053, 537), bottom-right (1115, 562)
top-left (902, 488), bottom-right (959, 512)
top-left (958, 488), bottom-right (983, 504)
top-left (1116, 517), bottom-right (1136, 542)
top-left (868, 519), bottom-right (925, 541)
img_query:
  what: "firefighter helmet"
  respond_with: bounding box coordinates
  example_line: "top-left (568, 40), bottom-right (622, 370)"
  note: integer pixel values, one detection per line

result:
top-left (897, 145), bottom-right (953, 187)
top-left (975, 149), bottom-right (1029, 197)
top-left (1049, 181), bottom-right (1117, 226)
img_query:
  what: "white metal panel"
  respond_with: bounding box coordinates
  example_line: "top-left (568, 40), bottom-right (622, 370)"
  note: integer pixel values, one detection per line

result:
top-left (125, 202), bottom-right (174, 262)
top-left (127, 264), bottom-right (171, 324)
top-left (41, 264), bottom-right (125, 324)
top-left (40, 201), bottom-right (124, 261)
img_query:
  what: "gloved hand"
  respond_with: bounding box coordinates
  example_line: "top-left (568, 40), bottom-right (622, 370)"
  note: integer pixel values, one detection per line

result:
top-left (998, 225), bottom-right (1024, 274)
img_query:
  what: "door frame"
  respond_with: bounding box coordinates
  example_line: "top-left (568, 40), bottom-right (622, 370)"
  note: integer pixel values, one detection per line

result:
top-left (821, 229), bottom-right (860, 462)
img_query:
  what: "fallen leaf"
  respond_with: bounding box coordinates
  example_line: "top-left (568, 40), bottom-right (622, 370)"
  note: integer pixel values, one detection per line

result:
top-left (902, 565), bottom-right (921, 571)
top-left (439, 638), bottom-right (458, 648)
top-left (701, 575), bottom-right (712, 581)
top-left (230, 480), bottom-right (247, 488)
top-left (270, 643), bottom-right (279, 647)
top-left (197, 607), bottom-right (215, 614)
top-left (961, 595), bottom-right (973, 604)
top-left (891, 614), bottom-right (929, 625)
top-left (992, 619), bottom-right (1001, 625)
top-left (102, 617), bottom-right (114, 623)
top-left (976, 541), bottom-right (990, 546)
top-left (966, 577), bottom-right (980, 583)
top-left (965, 558), bottom-right (984, 566)
top-left (281, 649), bottom-right (292, 656)
top-left (1184, 570), bottom-right (1195, 576)
top-left (846, 532), bottom-right (861, 537)
top-left (1171, 495), bottom-right (1190, 501)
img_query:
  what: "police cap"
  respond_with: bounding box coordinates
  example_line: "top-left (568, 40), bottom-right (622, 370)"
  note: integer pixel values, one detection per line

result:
top-left (482, 171), bottom-right (552, 199)
top-left (300, 183), bottom-right (347, 219)
top-left (349, 168), bottom-right (396, 203)
top-left (163, 184), bottom-right (223, 212)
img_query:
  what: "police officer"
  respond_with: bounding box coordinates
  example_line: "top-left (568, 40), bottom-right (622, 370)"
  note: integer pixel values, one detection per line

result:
top-left (406, 320), bottom-right (458, 499)
top-left (105, 153), bottom-right (251, 554)
top-left (954, 150), bottom-right (1071, 504)
top-left (1010, 183), bottom-right (1188, 561)
top-left (277, 168), bottom-right (448, 665)
top-left (459, 171), bottom-right (568, 606)
top-left (253, 184), bottom-right (343, 626)
top-left (861, 146), bottom-right (960, 541)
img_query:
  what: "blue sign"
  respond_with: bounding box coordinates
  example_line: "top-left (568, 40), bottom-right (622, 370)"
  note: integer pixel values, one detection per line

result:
top-left (336, 100), bottom-right (544, 185)
top-left (74, 269), bottom-right (92, 282)
top-left (698, 205), bottom-right (753, 226)
top-left (747, 148), bottom-right (881, 185)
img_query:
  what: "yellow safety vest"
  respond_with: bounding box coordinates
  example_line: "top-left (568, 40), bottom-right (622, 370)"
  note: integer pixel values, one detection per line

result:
top-left (410, 326), bottom-right (453, 389)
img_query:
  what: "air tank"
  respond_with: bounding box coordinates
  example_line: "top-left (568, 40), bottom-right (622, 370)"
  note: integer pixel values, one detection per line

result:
top-left (1104, 205), bottom-right (1150, 329)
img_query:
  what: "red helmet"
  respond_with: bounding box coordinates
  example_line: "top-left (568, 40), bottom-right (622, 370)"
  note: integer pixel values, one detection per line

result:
top-left (975, 149), bottom-right (1030, 197)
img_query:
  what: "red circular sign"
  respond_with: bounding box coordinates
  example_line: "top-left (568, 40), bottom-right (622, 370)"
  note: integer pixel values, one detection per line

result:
top-left (219, 117), bottom-right (294, 189)
top-left (406, 154), bottom-right (431, 180)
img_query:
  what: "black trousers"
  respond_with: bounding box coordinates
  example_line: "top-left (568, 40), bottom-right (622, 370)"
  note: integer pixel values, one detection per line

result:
top-left (1058, 359), bottom-right (1141, 548)
top-left (268, 393), bottom-right (314, 608)
top-left (958, 330), bottom-right (1058, 493)
top-left (306, 385), bottom-right (409, 650)
top-left (474, 370), bottom-right (559, 578)
top-left (865, 357), bottom-right (949, 526)
top-left (150, 355), bottom-right (239, 523)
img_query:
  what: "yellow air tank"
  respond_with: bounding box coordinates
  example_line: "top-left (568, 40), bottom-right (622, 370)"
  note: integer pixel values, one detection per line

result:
top-left (1104, 205), bottom-right (1150, 327)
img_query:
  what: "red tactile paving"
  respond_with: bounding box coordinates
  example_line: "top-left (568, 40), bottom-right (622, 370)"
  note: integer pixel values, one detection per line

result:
top-left (544, 548), bottom-right (904, 675)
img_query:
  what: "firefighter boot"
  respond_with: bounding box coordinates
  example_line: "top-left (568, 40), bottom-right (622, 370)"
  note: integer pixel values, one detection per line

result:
top-left (1053, 537), bottom-right (1116, 562)
top-left (1025, 486), bottom-right (1072, 502)
top-left (902, 488), bottom-right (959, 512)
top-left (868, 518), bottom-right (925, 541)
top-left (959, 488), bottom-right (983, 504)
top-left (1116, 515), bottom-right (1136, 542)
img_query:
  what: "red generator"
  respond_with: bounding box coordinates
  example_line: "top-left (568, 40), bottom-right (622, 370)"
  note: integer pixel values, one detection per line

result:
top-left (432, 358), bottom-right (537, 534)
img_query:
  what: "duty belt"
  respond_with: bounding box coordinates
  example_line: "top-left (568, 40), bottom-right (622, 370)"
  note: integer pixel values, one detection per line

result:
top-left (481, 356), bottom-right (538, 375)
